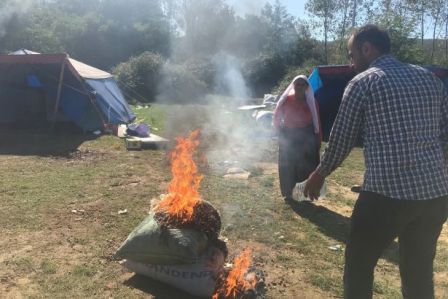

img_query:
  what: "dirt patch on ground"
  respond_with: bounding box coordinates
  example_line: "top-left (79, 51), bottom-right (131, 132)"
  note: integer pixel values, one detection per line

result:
top-left (319, 182), bottom-right (358, 217)
top-left (252, 162), bottom-right (278, 175)
top-left (46, 149), bottom-right (107, 162)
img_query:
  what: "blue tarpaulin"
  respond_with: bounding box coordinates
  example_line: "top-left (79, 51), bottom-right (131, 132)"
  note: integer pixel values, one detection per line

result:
top-left (85, 78), bottom-right (135, 126)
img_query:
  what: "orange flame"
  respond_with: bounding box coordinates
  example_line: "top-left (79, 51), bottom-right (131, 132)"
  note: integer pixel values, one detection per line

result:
top-left (213, 248), bottom-right (257, 299)
top-left (155, 130), bottom-right (203, 221)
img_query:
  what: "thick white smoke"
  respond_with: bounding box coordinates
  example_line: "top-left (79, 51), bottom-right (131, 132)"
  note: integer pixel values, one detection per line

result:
top-left (160, 1), bottom-right (275, 170)
top-left (213, 52), bottom-right (252, 100)
top-left (229, 0), bottom-right (265, 16)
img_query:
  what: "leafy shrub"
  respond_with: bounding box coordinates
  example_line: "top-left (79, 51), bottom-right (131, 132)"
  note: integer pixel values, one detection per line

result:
top-left (157, 64), bottom-right (208, 103)
top-left (271, 66), bottom-right (312, 95)
top-left (243, 53), bottom-right (287, 97)
top-left (113, 51), bottom-right (164, 103)
top-left (183, 58), bottom-right (216, 90)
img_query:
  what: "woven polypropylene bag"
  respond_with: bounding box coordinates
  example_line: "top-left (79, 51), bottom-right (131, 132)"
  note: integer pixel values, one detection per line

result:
top-left (115, 213), bottom-right (209, 265)
top-left (123, 246), bottom-right (225, 297)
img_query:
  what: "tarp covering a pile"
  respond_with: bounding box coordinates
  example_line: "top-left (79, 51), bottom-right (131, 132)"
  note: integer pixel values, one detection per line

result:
top-left (308, 64), bottom-right (448, 141)
top-left (0, 49), bottom-right (135, 131)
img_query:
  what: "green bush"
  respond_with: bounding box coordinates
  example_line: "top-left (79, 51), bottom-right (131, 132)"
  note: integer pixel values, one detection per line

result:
top-left (243, 53), bottom-right (287, 97)
top-left (271, 66), bottom-right (312, 95)
top-left (157, 64), bottom-right (208, 103)
top-left (183, 58), bottom-right (216, 90)
top-left (112, 51), bottom-right (164, 103)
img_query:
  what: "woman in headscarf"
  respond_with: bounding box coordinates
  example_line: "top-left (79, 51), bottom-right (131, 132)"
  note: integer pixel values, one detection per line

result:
top-left (273, 75), bottom-right (322, 201)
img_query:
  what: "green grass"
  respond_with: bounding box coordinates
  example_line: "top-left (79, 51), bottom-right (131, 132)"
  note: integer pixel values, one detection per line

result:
top-left (132, 104), bottom-right (167, 132)
top-left (72, 265), bottom-right (97, 277)
top-left (8, 257), bottom-right (35, 273)
top-left (0, 103), bottom-right (446, 299)
top-left (40, 259), bottom-right (57, 274)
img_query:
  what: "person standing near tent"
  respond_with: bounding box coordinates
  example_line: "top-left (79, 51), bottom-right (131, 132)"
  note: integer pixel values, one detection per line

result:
top-left (273, 75), bottom-right (321, 201)
top-left (304, 24), bottom-right (448, 299)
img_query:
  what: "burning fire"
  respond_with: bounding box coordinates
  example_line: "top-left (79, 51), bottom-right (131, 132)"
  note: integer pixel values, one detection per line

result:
top-left (155, 130), bottom-right (203, 222)
top-left (213, 248), bottom-right (257, 299)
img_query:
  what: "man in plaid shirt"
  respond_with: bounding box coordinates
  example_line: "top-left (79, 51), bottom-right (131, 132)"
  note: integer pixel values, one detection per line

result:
top-left (304, 25), bottom-right (448, 299)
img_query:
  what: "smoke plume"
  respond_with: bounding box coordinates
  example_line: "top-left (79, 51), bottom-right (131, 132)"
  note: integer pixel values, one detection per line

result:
top-left (160, 0), bottom-right (274, 169)
top-left (213, 52), bottom-right (252, 100)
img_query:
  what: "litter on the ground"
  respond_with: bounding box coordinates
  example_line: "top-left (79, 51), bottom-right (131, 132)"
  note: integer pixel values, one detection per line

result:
top-left (118, 124), bottom-right (169, 150)
top-left (126, 123), bottom-right (150, 137)
top-left (226, 167), bottom-right (246, 174)
top-left (328, 244), bottom-right (344, 251)
top-left (223, 167), bottom-right (251, 179)
top-left (118, 209), bottom-right (128, 215)
top-left (125, 134), bottom-right (169, 150)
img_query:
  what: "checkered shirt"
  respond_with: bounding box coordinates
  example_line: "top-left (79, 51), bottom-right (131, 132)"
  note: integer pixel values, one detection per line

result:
top-left (317, 55), bottom-right (448, 200)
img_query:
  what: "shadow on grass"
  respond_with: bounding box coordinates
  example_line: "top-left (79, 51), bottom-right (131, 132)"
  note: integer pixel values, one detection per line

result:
top-left (0, 125), bottom-right (97, 156)
top-left (286, 200), bottom-right (399, 264)
top-left (124, 274), bottom-right (207, 299)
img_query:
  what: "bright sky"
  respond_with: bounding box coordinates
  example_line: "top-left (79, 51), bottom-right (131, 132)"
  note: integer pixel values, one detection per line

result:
top-left (229, 0), bottom-right (307, 19)
top-left (279, 0), bottom-right (307, 18)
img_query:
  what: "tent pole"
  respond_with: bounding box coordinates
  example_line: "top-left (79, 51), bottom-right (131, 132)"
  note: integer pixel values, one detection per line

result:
top-left (52, 59), bottom-right (66, 129)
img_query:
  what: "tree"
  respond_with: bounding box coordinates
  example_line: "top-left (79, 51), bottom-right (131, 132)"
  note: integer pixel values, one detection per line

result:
top-left (373, 1), bottom-right (423, 64)
top-left (174, 0), bottom-right (235, 58)
top-left (429, 0), bottom-right (446, 62)
top-left (406, 0), bottom-right (430, 48)
top-left (445, 1), bottom-right (448, 62)
top-left (261, 0), bottom-right (297, 59)
top-left (306, 0), bottom-right (337, 64)
top-left (224, 14), bottom-right (271, 59)
top-left (294, 21), bottom-right (321, 66)
top-left (113, 51), bottom-right (165, 103)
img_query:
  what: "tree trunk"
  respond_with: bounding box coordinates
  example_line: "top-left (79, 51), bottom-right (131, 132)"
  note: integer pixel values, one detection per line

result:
top-left (324, 16), bottom-right (328, 64)
top-left (384, 0), bottom-right (391, 26)
top-left (352, 0), bottom-right (357, 27)
top-left (432, 19), bottom-right (438, 63)
top-left (445, 13), bottom-right (448, 61)
top-left (421, 6), bottom-right (425, 48)
top-left (339, 0), bottom-right (349, 55)
top-left (431, 7), bottom-right (441, 63)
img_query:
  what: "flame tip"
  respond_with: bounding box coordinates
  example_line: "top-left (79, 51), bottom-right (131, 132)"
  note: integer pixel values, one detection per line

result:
top-left (156, 129), bottom-right (203, 221)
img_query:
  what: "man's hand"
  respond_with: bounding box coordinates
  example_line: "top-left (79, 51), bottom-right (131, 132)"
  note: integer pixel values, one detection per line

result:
top-left (304, 170), bottom-right (325, 201)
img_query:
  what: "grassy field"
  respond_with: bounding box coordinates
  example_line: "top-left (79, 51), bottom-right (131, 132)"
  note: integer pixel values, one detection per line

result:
top-left (0, 103), bottom-right (447, 299)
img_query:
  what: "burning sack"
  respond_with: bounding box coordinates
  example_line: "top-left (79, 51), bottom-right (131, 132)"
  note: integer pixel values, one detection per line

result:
top-left (114, 212), bottom-right (209, 265)
top-left (116, 130), bottom-right (228, 296)
top-left (123, 245), bottom-right (225, 297)
top-left (154, 200), bottom-right (222, 241)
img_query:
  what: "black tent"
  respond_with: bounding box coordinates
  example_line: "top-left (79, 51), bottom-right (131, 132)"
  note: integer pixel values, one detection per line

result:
top-left (309, 64), bottom-right (448, 141)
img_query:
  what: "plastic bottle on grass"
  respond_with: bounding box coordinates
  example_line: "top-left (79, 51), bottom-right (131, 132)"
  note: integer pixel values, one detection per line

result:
top-left (293, 180), bottom-right (327, 201)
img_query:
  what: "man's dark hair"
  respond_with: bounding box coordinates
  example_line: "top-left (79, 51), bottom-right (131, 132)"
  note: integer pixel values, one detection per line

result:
top-left (352, 24), bottom-right (391, 54)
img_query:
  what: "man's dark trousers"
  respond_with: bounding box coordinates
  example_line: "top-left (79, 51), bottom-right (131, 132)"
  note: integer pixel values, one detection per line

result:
top-left (344, 191), bottom-right (448, 299)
